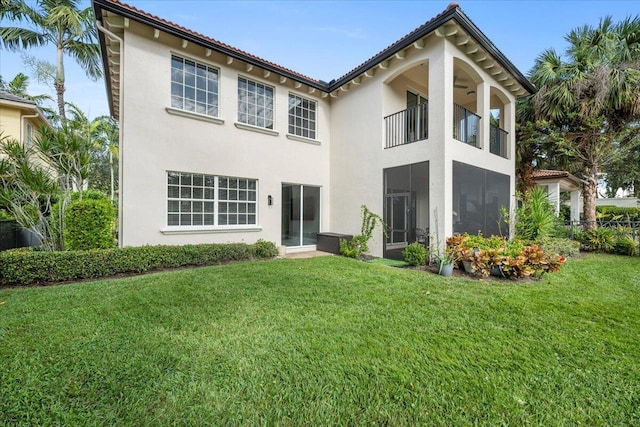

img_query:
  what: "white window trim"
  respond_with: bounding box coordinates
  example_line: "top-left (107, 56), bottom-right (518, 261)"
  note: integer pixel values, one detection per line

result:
top-left (165, 171), bottom-right (259, 231)
top-left (287, 92), bottom-right (318, 141)
top-left (237, 74), bottom-right (276, 131)
top-left (234, 122), bottom-right (279, 136)
top-left (286, 133), bottom-right (321, 145)
top-left (166, 107), bottom-right (224, 125)
top-left (160, 225), bottom-right (263, 234)
top-left (169, 52), bottom-right (221, 119)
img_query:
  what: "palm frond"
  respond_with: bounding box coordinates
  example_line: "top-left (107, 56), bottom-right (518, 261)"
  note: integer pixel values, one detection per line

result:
top-left (0, 26), bottom-right (47, 50)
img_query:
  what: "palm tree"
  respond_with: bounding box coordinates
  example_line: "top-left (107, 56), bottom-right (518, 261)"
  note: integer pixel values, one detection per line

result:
top-left (529, 15), bottom-right (640, 228)
top-left (0, 0), bottom-right (102, 126)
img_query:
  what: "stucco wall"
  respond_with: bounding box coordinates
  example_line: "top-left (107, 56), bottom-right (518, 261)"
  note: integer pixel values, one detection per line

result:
top-left (0, 107), bottom-right (22, 142)
top-left (119, 23), bottom-right (331, 247)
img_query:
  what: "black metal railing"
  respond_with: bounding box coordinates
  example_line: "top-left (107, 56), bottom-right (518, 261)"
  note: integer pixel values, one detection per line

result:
top-left (489, 124), bottom-right (508, 158)
top-left (384, 101), bottom-right (428, 149)
top-left (453, 103), bottom-right (480, 147)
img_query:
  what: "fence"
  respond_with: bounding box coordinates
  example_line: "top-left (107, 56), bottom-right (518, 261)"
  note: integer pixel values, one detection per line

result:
top-left (565, 220), bottom-right (640, 252)
top-left (0, 220), bottom-right (41, 251)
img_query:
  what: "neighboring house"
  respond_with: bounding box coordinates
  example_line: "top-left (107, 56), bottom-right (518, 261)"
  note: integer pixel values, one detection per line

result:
top-left (532, 169), bottom-right (582, 222)
top-left (93, 0), bottom-right (535, 257)
top-left (0, 90), bottom-right (51, 150)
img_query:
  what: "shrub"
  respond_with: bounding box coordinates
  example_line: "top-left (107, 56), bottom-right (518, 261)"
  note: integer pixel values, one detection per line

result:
top-left (0, 241), bottom-right (278, 286)
top-left (514, 187), bottom-right (559, 240)
top-left (64, 199), bottom-right (116, 250)
top-left (596, 206), bottom-right (640, 222)
top-left (580, 227), bottom-right (615, 252)
top-left (614, 236), bottom-right (638, 256)
top-left (253, 239), bottom-right (278, 258)
top-left (403, 242), bottom-right (427, 266)
top-left (70, 190), bottom-right (108, 201)
top-left (446, 233), bottom-right (566, 279)
top-left (339, 205), bottom-right (386, 259)
top-left (534, 237), bottom-right (581, 258)
top-left (339, 236), bottom-right (365, 259)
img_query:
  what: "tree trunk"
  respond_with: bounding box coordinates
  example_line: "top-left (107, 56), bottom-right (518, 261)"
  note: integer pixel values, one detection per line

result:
top-left (56, 41), bottom-right (66, 126)
top-left (517, 161), bottom-right (536, 194)
top-left (582, 176), bottom-right (598, 230)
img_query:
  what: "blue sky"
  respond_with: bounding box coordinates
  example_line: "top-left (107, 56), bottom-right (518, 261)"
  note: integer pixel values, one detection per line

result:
top-left (1, 0), bottom-right (638, 119)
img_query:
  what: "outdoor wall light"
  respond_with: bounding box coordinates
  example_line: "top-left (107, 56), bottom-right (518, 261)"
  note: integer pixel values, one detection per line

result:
top-left (268, 195), bottom-right (273, 206)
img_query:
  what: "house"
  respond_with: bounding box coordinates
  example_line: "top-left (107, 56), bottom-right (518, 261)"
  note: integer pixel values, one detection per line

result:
top-left (93, 0), bottom-right (535, 257)
top-left (531, 170), bottom-right (582, 222)
top-left (0, 90), bottom-right (51, 150)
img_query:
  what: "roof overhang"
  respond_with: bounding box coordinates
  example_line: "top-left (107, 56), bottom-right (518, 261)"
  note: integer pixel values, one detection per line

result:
top-left (92, 0), bottom-right (535, 119)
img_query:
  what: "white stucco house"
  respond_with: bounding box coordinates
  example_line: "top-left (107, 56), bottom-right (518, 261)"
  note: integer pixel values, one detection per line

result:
top-left (93, 0), bottom-right (535, 257)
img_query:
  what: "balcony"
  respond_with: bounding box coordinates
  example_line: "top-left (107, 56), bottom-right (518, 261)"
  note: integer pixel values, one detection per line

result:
top-left (490, 124), bottom-right (508, 158)
top-left (384, 101), bottom-right (428, 149)
top-left (453, 103), bottom-right (480, 147)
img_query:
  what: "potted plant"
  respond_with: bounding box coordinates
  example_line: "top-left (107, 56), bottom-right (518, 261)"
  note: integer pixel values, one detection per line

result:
top-left (435, 247), bottom-right (458, 277)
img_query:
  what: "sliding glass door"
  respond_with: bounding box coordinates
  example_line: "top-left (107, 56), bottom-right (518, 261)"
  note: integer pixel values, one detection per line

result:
top-left (281, 184), bottom-right (320, 247)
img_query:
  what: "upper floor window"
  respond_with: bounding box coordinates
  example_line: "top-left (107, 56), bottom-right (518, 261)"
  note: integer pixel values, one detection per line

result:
top-left (171, 55), bottom-right (219, 116)
top-left (288, 93), bottom-right (316, 139)
top-left (238, 77), bottom-right (274, 129)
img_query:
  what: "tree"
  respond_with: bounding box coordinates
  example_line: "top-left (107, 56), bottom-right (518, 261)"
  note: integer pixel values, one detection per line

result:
top-left (603, 124), bottom-right (640, 197)
top-left (0, 72), bottom-right (56, 119)
top-left (528, 16), bottom-right (640, 228)
top-left (0, 134), bottom-right (59, 250)
top-left (0, 0), bottom-right (102, 126)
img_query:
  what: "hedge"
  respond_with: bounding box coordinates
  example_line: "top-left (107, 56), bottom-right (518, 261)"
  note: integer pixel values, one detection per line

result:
top-left (596, 206), bottom-right (640, 222)
top-left (0, 240), bottom-right (278, 286)
top-left (65, 199), bottom-right (116, 250)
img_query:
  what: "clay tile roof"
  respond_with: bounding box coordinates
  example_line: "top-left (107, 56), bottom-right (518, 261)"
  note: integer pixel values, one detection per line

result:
top-left (97, 0), bottom-right (319, 85)
top-left (532, 169), bottom-right (581, 184)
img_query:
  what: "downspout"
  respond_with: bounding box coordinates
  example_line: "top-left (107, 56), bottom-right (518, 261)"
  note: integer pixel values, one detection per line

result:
top-left (96, 21), bottom-right (125, 247)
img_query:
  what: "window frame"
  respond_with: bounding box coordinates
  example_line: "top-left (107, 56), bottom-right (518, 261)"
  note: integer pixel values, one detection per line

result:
top-left (166, 171), bottom-right (258, 229)
top-left (170, 53), bottom-right (220, 118)
top-left (288, 92), bottom-right (317, 140)
top-left (237, 75), bottom-right (275, 130)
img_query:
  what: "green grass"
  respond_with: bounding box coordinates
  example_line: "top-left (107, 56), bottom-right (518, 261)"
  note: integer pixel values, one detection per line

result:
top-left (1, 254), bottom-right (639, 425)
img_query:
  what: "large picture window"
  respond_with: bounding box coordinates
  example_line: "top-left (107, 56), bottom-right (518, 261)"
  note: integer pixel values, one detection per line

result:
top-left (288, 93), bottom-right (316, 139)
top-left (238, 77), bottom-right (274, 129)
top-left (167, 171), bottom-right (257, 227)
top-left (171, 55), bottom-right (219, 116)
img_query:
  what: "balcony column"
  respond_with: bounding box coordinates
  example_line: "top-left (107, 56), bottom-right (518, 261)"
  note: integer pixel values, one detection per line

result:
top-left (427, 38), bottom-right (454, 245)
top-left (504, 100), bottom-right (515, 159)
top-left (477, 81), bottom-right (490, 150)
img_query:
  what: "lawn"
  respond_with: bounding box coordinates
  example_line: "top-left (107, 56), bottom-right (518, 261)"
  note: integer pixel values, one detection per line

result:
top-left (1, 254), bottom-right (638, 425)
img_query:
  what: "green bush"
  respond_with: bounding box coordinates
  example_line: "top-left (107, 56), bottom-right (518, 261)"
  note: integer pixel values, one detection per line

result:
top-left (534, 237), bottom-right (581, 258)
top-left (70, 190), bottom-right (108, 202)
top-left (0, 241), bottom-right (277, 286)
top-left (580, 227), bottom-right (615, 252)
top-left (339, 236), bottom-right (364, 259)
top-left (253, 239), bottom-right (278, 258)
top-left (403, 242), bottom-right (427, 266)
top-left (614, 236), bottom-right (638, 256)
top-left (514, 187), bottom-right (559, 240)
top-left (596, 206), bottom-right (640, 222)
top-left (64, 199), bottom-right (116, 250)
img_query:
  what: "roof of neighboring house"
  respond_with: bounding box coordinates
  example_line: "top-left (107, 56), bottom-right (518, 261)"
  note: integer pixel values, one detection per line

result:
top-left (0, 90), bottom-right (37, 105)
top-left (532, 170), bottom-right (582, 185)
top-left (93, 0), bottom-right (536, 117)
top-left (0, 90), bottom-right (53, 129)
